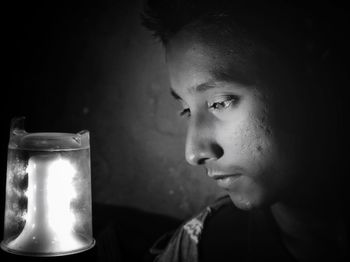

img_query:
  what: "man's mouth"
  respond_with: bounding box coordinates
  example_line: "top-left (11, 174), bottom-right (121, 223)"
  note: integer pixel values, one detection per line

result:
top-left (209, 173), bottom-right (242, 189)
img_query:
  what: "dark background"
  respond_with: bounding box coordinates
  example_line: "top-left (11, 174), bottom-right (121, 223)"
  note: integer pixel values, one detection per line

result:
top-left (0, 1), bottom-right (349, 261)
top-left (1, 0), bottom-right (221, 221)
top-left (0, 1), bottom-right (223, 260)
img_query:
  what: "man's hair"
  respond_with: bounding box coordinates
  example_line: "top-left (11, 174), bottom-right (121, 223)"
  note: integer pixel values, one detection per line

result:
top-left (141, 0), bottom-right (341, 84)
top-left (142, 0), bottom-right (316, 48)
top-left (143, 1), bottom-right (306, 83)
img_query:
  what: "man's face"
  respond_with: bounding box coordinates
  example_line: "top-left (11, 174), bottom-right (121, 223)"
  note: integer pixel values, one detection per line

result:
top-left (166, 31), bottom-right (304, 210)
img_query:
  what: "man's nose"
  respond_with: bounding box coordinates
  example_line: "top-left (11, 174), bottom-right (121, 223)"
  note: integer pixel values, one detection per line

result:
top-left (185, 114), bottom-right (223, 166)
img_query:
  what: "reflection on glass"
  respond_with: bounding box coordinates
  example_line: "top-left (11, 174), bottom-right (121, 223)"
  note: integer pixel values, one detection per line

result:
top-left (1, 117), bottom-right (95, 256)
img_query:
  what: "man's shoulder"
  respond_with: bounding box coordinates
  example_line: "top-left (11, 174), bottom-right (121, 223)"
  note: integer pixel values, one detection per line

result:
top-left (150, 195), bottom-right (241, 262)
top-left (150, 196), bottom-right (297, 262)
top-left (182, 195), bottom-right (234, 243)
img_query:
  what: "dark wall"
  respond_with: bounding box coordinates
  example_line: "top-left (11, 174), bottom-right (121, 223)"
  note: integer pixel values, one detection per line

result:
top-left (1, 1), bottom-right (222, 221)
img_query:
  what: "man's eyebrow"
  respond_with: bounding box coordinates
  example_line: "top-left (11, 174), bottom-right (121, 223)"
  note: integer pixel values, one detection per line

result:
top-left (170, 79), bottom-right (249, 100)
top-left (170, 81), bottom-right (224, 101)
top-left (192, 82), bottom-right (218, 93)
top-left (192, 78), bottom-right (254, 92)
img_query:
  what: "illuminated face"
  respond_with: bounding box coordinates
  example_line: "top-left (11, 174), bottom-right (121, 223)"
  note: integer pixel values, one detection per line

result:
top-left (166, 31), bottom-right (305, 210)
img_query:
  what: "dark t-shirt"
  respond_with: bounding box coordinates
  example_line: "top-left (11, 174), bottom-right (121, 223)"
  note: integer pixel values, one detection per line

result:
top-left (151, 195), bottom-right (296, 261)
top-left (199, 198), bottom-right (295, 261)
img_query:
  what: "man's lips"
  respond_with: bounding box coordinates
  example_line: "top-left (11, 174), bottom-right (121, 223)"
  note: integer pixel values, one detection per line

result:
top-left (210, 174), bottom-right (241, 180)
top-left (208, 173), bottom-right (242, 188)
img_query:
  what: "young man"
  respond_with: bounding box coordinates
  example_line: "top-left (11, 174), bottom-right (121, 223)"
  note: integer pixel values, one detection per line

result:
top-left (142, 1), bottom-right (349, 261)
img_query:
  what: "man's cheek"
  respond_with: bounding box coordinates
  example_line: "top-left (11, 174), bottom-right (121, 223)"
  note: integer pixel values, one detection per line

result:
top-left (227, 126), bottom-right (271, 162)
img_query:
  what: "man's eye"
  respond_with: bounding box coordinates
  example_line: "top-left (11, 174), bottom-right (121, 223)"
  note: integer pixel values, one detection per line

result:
top-left (208, 96), bottom-right (239, 111)
top-left (179, 108), bottom-right (191, 117)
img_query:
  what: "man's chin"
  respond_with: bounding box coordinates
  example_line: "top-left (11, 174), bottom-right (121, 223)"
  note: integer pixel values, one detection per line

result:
top-left (228, 193), bottom-right (255, 210)
top-left (228, 191), bottom-right (273, 211)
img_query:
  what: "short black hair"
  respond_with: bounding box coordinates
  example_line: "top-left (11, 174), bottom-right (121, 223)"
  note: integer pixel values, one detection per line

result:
top-left (142, 0), bottom-right (350, 93)
top-left (144, 2), bottom-right (297, 81)
top-left (142, 1), bottom-right (341, 83)
top-left (142, 0), bottom-right (314, 47)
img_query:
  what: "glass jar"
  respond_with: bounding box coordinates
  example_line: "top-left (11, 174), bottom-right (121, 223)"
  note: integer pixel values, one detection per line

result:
top-left (1, 117), bottom-right (95, 256)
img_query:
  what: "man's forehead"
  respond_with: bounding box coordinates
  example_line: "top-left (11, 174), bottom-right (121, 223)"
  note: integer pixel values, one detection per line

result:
top-left (167, 45), bottom-right (260, 97)
top-left (166, 34), bottom-right (216, 68)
